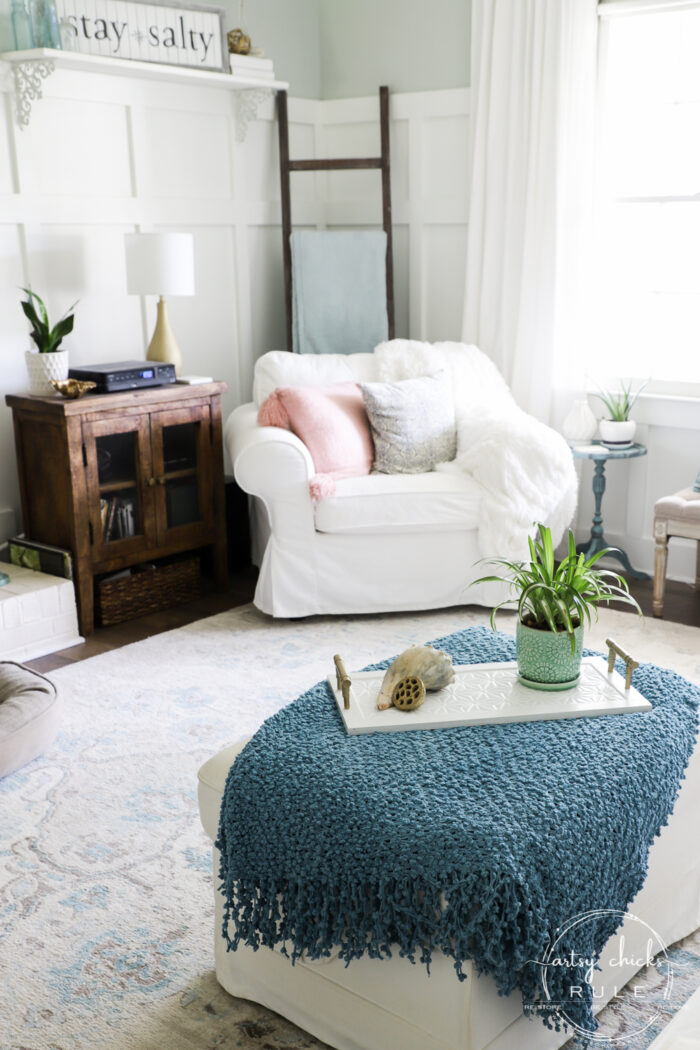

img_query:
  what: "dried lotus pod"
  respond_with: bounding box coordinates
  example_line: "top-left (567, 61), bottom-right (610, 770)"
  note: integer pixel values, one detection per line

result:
top-left (376, 646), bottom-right (454, 709)
top-left (392, 676), bottom-right (425, 711)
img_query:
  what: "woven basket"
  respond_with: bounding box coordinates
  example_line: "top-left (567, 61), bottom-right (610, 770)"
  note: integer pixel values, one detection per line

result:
top-left (96, 557), bottom-right (200, 627)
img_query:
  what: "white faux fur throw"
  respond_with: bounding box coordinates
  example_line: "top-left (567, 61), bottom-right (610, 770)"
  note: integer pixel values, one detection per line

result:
top-left (374, 340), bottom-right (578, 561)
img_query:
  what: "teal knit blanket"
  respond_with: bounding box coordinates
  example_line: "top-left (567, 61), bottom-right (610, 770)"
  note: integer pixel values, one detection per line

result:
top-left (216, 626), bottom-right (699, 1033)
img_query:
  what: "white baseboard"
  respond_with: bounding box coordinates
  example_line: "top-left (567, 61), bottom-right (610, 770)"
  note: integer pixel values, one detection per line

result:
top-left (586, 530), bottom-right (697, 587)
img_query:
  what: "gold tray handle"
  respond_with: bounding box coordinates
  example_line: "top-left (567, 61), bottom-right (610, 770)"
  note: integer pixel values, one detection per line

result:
top-left (333, 654), bottom-right (351, 710)
top-left (605, 638), bottom-right (639, 691)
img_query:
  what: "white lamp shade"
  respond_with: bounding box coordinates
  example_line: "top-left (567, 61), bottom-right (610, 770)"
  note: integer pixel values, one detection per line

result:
top-left (125, 232), bottom-right (195, 297)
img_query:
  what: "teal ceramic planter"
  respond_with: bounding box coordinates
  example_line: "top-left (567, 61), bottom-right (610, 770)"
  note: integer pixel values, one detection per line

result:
top-left (516, 620), bottom-right (583, 689)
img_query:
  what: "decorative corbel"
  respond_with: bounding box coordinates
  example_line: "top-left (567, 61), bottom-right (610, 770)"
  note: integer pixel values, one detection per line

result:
top-left (234, 87), bottom-right (273, 142)
top-left (13, 59), bottom-right (55, 128)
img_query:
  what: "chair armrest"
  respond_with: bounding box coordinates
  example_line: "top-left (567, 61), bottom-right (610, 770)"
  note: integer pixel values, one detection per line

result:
top-left (225, 403), bottom-right (314, 499)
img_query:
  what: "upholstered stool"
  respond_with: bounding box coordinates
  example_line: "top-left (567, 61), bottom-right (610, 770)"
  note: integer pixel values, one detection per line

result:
top-left (0, 662), bottom-right (59, 778)
top-left (653, 486), bottom-right (700, 617)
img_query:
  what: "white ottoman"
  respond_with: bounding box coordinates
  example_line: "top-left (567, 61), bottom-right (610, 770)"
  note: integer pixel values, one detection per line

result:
top-left (199, 737), bottom-right (700, 1050)
top-left (0, 661), bottom-right (59, 778)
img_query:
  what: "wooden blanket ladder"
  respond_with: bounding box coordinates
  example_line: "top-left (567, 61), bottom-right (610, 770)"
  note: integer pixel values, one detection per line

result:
top-left (277, 86), bottom-right (395, 352)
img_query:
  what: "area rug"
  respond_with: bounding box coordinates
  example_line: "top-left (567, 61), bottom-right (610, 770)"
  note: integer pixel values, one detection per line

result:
top-left (2, 603), bottom-right (699, 1050)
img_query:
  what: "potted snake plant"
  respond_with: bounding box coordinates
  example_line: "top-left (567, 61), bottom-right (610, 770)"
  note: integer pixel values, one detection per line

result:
top-left (21, 288), bottom-right (77, 396)
top-left (473, 524), bottom-right (642, 690)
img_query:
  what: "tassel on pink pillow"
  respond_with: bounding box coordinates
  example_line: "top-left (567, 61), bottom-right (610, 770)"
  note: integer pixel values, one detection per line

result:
top-left (257, 390), bottom-right (291, 429)
top-left (257, 382), bottom-right (374, 499)
top-left (309, 474), bottom-right (338, 501)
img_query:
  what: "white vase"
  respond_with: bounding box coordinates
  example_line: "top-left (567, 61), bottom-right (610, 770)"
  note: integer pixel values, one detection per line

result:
top-left (561, 398), bottom-right (597, 446)
top-left (25, 349), bottom-right (69, 397)
top-left (598, 418), bottom-right (636, 447)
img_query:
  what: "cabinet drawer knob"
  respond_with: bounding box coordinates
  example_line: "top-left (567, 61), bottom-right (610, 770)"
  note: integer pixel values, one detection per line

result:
top-left (147, 477), bottom-right (156, 487)
top-left (157, 475), bottom-right (166, 486)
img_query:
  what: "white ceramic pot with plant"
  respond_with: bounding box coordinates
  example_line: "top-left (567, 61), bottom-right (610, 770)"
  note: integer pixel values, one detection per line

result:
top-left (593, 380), bottom-right (647, 448)
top-left (21, 288), bottom-right (77, 397)
top-left (473, 524), bottom-right (642, 690)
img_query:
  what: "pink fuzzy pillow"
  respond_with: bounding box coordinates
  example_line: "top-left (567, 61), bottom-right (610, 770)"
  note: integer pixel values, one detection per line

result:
top-left (257, 383), bottom-right (374, 500)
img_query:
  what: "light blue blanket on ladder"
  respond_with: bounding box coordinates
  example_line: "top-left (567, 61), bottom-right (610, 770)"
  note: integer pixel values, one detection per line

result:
top-left (291, 229), bottom-right (388, 354)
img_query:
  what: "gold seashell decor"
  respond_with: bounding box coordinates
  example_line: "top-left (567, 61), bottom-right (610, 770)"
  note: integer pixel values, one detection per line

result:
top-left (376, 646), bottom-right (454, 711)
top-left (51, 379), bottom-right (97, 399)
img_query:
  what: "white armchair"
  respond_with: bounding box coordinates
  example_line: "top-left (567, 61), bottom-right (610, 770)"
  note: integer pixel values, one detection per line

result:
top-left (226, 346), bottom-right (574, 618)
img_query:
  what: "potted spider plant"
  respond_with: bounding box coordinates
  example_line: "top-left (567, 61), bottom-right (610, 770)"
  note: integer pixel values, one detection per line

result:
top-left (473, 524), bottom-right (642, 690)
top-left (21, 288), bottom-right (77, 397)
top-left (593, 379), bottom-right (647, 448)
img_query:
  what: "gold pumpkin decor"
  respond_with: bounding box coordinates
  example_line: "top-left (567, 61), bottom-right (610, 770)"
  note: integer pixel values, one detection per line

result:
top-left (227, 28), bottom-right (251, 54)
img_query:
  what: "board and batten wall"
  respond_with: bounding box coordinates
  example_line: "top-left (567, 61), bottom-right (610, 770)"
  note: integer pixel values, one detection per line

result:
top-left (0, 63), bottom-right (470, 540)
top-left (570, 401), bottom-right (700, 586)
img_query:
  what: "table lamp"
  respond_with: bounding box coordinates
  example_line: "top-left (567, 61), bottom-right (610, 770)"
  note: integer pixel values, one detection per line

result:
top-left (125, 232), bottom-right (195, 376)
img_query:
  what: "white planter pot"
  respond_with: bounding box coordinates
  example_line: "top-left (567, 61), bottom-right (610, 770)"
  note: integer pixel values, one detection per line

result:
top-left (562, 398), bottom-right (597, 445)
top-left (598, 418), bottom-right (636, 447)
top-left (25, 349), bottom-right (69, 397)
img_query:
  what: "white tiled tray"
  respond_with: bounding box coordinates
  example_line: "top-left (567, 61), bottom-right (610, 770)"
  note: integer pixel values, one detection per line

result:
top-left (327, 657), bottom-right (652, 735)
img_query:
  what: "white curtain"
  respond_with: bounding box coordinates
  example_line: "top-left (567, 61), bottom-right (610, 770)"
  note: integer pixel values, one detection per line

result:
top-left (463, 0), bottom-right (599, 421)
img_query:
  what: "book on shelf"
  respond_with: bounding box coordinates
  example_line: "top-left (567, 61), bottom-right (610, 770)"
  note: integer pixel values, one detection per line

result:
top-left (9, 536), bottom-right (73, 579)
top-left (102, 495), bottom-right (138, 542)
top-left (230, 53), bottom-right (273, 71)
top-left (230, 54), bottom-right (275, 79)
top-left (231, 68), bottom-right (275, 81)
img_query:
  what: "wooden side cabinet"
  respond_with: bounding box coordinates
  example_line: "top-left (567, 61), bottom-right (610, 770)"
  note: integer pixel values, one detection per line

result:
top-left (6, 382), bottom-right (228, 635)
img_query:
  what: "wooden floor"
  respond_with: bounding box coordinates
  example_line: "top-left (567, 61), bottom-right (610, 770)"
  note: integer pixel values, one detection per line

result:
top-left (625, 575), bottom-right (700, 627)
top-left (28, 567), bottom-right (258, 673)
top-left (25, 566), bottom-right (699, 675)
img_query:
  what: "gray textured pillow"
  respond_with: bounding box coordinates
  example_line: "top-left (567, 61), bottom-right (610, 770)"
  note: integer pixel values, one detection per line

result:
top-left (360, 372), bottom-right (457, 474)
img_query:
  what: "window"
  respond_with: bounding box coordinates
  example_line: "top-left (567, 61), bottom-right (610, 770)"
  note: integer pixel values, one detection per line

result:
top-left (595, 2), bottom-right (700, 392)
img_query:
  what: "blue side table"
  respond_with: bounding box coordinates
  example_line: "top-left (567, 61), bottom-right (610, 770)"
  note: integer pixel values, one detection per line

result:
top-left (571, 442), bottom-right (649, 580)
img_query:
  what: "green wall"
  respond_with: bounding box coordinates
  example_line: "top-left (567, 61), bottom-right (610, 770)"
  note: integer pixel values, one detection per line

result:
top-left (319, 0), bottom-right (470, 99)
top-left (227, 0), bottom-right (321, 98)
top-left (223, 0), bottom-right (471, 100)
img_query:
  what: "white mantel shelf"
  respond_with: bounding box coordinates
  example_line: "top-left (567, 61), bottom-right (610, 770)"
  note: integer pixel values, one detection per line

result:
top-left (0, 48), bottom-right (287, 135)
top-left (0, 47), bottom-right (288, 90)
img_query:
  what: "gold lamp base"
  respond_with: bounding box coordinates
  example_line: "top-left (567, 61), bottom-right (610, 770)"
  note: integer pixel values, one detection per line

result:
top-left (146, 296), bottom-right (183, 377)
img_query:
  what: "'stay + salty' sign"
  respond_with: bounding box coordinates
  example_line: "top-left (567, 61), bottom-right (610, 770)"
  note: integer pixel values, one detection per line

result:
top-left (54, 0), bottom-right (225, 71)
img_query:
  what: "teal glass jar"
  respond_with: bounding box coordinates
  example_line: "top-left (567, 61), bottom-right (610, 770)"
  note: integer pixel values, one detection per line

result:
top-left (11, 0), bottom-right (34, 49)
top-left (29, 0), bottom-right (61, 48)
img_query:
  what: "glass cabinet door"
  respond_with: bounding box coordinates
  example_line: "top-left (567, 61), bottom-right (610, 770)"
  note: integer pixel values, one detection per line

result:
top-left (150, 406), bottom-right (212, 542)
top-left (83, 416), bottom-right (153, 555)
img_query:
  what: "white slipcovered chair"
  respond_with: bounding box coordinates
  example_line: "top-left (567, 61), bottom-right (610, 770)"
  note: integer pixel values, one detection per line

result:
top-left (225, 343), bottom-right (577, 618)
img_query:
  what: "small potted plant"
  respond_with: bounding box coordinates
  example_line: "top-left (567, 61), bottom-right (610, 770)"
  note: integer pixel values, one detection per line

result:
top-left (473, 524), bottom-right (641, 689)
top-left (21, 288), bottom-right (77, 397)
top-left (593, 379), bottom-right (647, 448)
